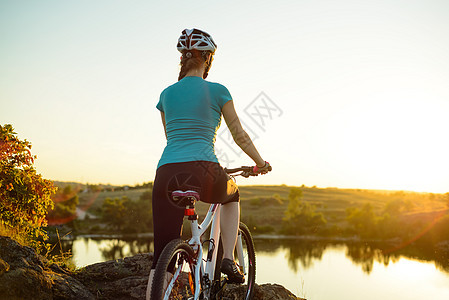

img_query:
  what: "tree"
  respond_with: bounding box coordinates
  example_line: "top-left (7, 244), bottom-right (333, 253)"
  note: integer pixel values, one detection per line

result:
top-left (346, 203), bottom-right (377, 237)
top-left (284, 187), bottom-right (304, 221)
top-left (0, 124), bottom-right (57, 251)
top-left (101, 197), bottom-right (129, 230)
top-left (100, 191), bottom-right (152, 233)
top-left (282, 187), bottom-right (326, 235)
top-left (47, 185), bottom-right (79, 225)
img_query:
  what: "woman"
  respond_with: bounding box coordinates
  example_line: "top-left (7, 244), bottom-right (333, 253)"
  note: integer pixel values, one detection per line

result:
top-left (147, 28), bottom-right (270, 298)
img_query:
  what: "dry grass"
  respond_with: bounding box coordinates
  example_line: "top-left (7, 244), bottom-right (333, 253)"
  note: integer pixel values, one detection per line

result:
top-left (0, 223), bottom-right (31, 247)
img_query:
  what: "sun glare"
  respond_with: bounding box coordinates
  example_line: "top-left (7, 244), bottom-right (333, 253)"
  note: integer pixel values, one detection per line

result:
top-left (387, 257), bottom-right (437, 283)
top-left (324, 90), bottom-right (449, 193)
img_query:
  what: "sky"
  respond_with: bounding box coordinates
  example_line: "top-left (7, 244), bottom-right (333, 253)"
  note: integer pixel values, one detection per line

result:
top-left (1, 0), bottom-right (449, 193)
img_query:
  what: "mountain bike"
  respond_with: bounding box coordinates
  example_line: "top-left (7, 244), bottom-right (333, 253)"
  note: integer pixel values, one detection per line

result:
top-left (150, 166), bottom-right (267, 300)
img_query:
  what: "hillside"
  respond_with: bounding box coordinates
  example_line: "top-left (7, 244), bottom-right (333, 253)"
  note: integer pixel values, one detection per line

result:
top-left (73, 184), bottom-right (448, 237)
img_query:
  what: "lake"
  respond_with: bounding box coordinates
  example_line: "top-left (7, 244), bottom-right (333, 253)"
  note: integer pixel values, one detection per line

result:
top-left (65, 236), bottom-right (449, 300)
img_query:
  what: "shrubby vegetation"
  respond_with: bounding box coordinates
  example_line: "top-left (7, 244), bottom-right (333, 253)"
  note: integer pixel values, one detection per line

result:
top-left (0, 124), bottom-right (57, 252)
top-left (47, 185), bottom-right (79, 225)
top-left (281, 187), bottom-right (327, 235)
top-left (241, 215), bottom-right (275, 234)
top-left (100, 190), bottom-right (152, 233)
top-left (249, 194), bottom-right (283, 206)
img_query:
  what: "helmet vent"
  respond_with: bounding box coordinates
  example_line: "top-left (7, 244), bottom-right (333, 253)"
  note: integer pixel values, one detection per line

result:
top-left (177, 28), bottom-right (217, 54)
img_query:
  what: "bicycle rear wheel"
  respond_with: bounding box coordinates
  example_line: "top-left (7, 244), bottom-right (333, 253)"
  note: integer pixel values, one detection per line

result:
top-left (151, 239), bottom-right (197, 300)
top-left (214, 222), bottom-right (256, 300)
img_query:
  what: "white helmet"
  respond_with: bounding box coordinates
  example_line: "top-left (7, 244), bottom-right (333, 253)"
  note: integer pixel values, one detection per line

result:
top-left (177, 28), bottom-right (217, 54)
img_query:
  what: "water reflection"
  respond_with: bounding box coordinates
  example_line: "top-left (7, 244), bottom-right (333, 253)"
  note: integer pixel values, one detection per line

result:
top-left (254, 239), bottom-right (449, 275)
top-left (284, 241), bottom-right (325, 272)
top-left (63, 236), bottom-right (449, 299)
top-left (345, 243), bottom-right (398, 274)
top-left (99, 238), bottom-right (153, 261)
top-left (63, 235), bottom-right (449, 277)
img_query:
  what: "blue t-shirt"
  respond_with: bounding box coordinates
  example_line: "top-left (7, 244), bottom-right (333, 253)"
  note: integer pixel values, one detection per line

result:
top-left (156, 76), bottom-right (232, 169)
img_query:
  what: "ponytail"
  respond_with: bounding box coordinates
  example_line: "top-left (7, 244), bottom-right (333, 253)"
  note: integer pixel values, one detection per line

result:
top-left (178, 50), bottom-right (213, 81)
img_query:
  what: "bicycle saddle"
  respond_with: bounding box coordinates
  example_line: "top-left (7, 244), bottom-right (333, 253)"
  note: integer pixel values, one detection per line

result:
top-left (171, 190), bottom-right (200, 207)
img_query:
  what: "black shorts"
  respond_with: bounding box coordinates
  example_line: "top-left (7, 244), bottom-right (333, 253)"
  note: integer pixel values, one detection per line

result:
top-left (151, 161), bottom-right (239, 268)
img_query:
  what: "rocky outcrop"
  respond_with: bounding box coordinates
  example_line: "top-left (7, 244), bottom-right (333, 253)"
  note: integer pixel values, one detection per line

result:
top-left (0, 236), bottom-right (94, 300)
top-left (0, 236), bottom-right (302, 299)
top-left (223, 283), bottom-right (301, 299)
top-left (73, 253), bottom-right (153, 299)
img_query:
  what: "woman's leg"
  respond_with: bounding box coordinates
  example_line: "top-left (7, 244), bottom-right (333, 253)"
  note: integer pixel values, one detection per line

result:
top-left (148, 164), bottom-right (185, 298)
top-left (220, 201), bottom-right (240, 260)
top-left (151, 175), bottom-right (184, 269)
top-left (219, 200), bottom-right (245, 283)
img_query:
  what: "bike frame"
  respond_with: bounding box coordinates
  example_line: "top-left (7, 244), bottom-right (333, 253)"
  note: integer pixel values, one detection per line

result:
top-left (164, 200), bottom-right (247, 300)
top-left (162, 166), bottom-right (265, 300)
top-left (188, 202), bottom-right (221, 300)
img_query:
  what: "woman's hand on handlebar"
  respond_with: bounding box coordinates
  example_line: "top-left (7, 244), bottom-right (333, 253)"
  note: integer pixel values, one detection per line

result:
top-left (252, 161), bottom-right (271, 175)
top-left (224, 163), bottom-right (271, 177)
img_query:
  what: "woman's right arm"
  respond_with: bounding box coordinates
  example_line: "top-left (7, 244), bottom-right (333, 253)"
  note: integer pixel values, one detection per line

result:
top-left (160, 111), bottom-right (167, 139)
top-left (222, 100), bottom-right (265, 167)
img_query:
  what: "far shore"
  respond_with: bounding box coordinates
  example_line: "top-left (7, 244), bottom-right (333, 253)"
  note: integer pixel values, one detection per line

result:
top-left (52, 230), bottom-right (403, 245)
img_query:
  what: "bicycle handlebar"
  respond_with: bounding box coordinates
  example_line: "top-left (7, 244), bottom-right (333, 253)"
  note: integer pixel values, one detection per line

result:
top-left (224, 165), bottom-right (272, 178)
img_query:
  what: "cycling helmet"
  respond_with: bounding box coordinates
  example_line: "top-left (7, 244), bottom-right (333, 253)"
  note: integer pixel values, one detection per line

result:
top-left (177, 28), bottom-right (217, 54)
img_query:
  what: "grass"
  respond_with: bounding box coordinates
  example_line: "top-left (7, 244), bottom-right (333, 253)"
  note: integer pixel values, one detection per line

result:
top-left (77, 184), bottom-right (448, 237)
top-left (77, 188), bottom-right (147, 213)
top-left (45, 229), bottom-right (76, 271)
top-left (0, 223), bottom-right (29, 246)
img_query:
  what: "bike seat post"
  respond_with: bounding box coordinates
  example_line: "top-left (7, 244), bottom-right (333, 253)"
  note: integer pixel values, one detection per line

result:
top-left (171, 190), bottom-right (201, 238)
top-left (184, 200), bottom-right (198, 221)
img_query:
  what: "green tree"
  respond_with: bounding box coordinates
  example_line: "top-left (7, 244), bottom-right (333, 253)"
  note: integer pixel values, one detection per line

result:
top-left (346, 203), bottom-right (377, 237)
top-left (101, 197), bottom-right (129, 230)
top-left (100, 191), bottom-right (152, 233)
top-left (282, 187), bottom-right (326, 235)
top-left (383, 199), bottom-right (404, 216)
top-left (47, 185), bottom-right (79, 224)
top-left (123, 192), bottom-right (152, 233)
top-left (284, 187), bottom-right (304, 221)
top-left (0, 124), bottom-right (57, 251)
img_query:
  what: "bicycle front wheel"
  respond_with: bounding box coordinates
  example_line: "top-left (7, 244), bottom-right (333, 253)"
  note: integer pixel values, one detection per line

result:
top-left (214, 222), bottom-right (256, 300)
top-left (235, 222), bottom-right (256, 300)
top-left (151, 239), bottom-right (197, 300)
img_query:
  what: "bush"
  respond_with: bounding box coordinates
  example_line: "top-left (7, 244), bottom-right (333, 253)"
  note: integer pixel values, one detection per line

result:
top-left (249, 194), bottom-right (283, 207)
top-left (249, 197), bottom-right (261, 206)
top-left (0, 124), bottom-right (57, 252)
top-left (100, 190), bottom-right (152, 233)
top-left (47, 185), bottom-right (79, 225)
top-left (346, 203), bottom-right (377, 238)
top-left (282, 187), bottom-right (327, 235)
top-left (241, 215), bottom-right (274, 234)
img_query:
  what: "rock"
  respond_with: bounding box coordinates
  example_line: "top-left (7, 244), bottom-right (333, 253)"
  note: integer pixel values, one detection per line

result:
top-left (0, 236), bottom-right (94, 300)
top-left (73, 253), bottom-right (153, 300)
top-left (0, 237), bottom-right (53, 300)
top-left (224, 283), bottom-right (302, 300)
top-left (0, 236), bottom-right (303, 299)
top-left (49, 273), bottom-right (95, 300)
top-left (0, 258), bottom-right (9, 276)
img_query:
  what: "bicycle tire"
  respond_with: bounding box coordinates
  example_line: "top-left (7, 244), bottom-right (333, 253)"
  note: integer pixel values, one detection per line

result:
top-left (214, 222), bottom-right (256, 300)
top-left (151, 238), bottom-right (197, 300)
